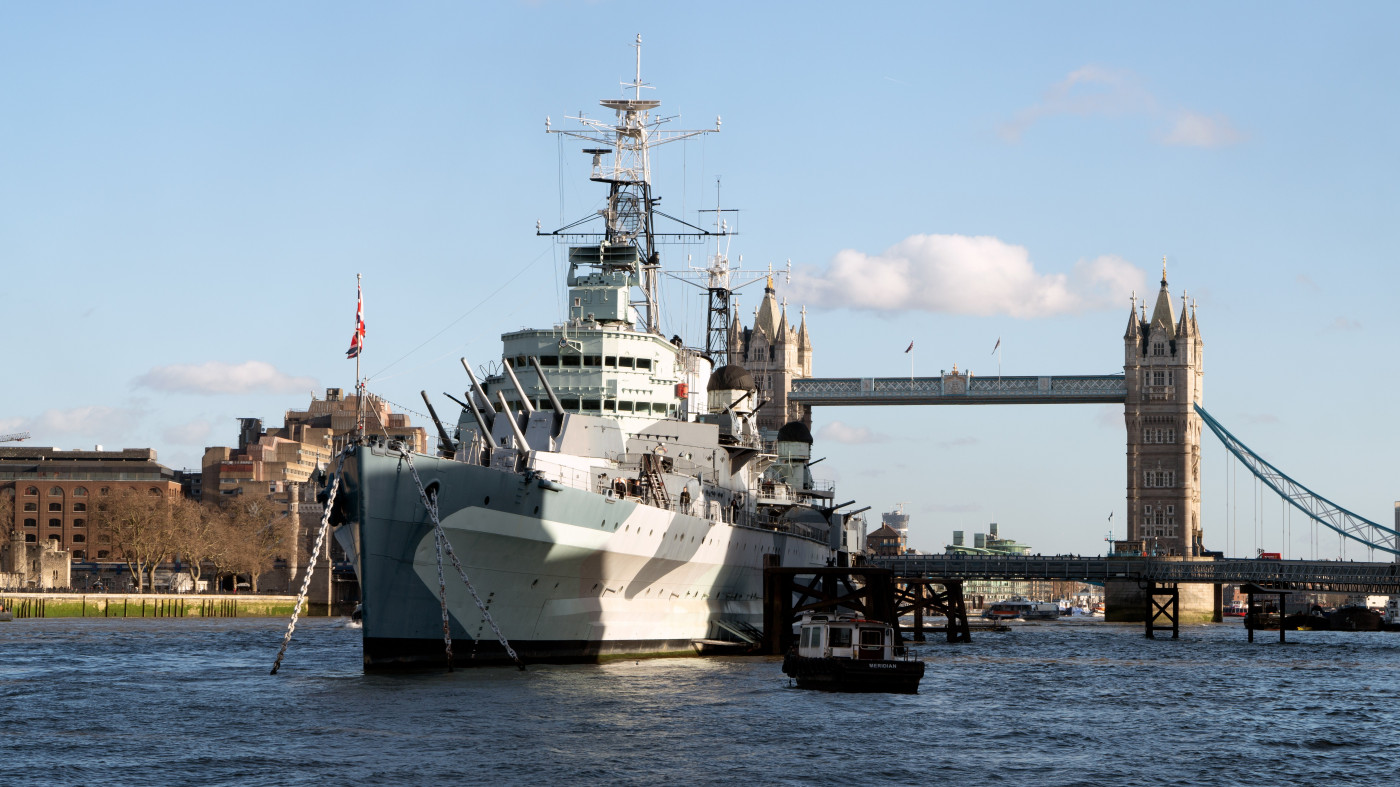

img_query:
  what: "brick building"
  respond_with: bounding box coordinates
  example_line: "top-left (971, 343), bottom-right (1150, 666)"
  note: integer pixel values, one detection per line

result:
top-left (0, 447), bottom-right (182, 561)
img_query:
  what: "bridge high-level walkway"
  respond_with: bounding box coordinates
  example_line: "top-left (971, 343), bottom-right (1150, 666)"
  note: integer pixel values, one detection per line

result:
top-left (871, 554), bottom-right (1400, 594)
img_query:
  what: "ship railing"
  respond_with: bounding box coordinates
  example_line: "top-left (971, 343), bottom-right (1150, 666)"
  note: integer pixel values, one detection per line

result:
top-left (525, 456), bottom-right (595, 492)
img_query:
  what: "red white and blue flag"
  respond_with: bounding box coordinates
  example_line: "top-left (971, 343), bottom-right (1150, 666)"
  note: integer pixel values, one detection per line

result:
top-left (904, 340), bottom-right (914, 353)
top-left (346, 283), bottom-right (366, 359)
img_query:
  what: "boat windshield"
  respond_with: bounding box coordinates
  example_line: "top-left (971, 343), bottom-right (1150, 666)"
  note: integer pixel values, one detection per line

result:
top-left (828, 628), bottom-right (852, 648)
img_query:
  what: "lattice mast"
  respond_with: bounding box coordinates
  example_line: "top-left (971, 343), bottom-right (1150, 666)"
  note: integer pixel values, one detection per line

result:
top-left (542, 35), bottom-right (720, 336)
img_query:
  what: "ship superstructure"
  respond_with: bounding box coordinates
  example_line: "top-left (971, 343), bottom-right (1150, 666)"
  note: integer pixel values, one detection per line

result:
top-left (334, 39), bottom-right (858, 668)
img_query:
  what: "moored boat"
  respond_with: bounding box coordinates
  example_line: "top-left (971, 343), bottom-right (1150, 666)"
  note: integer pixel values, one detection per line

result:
top-left (782, 613), bottom-right (925, 693)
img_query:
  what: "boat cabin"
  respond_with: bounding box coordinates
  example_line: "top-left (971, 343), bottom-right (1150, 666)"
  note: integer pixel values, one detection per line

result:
top-left (796, 614), bottom-right (898, 660)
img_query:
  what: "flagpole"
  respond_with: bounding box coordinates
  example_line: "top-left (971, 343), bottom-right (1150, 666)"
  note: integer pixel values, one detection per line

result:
top-left (355, 272), bottom-right (363, 438)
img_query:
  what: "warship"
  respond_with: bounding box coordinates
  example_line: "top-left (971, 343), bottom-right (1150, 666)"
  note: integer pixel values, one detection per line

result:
top-left (331, 40), bottom-right (861, 669)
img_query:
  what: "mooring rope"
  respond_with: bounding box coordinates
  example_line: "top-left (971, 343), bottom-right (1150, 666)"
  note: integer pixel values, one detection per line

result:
top-left (270, 454), bottom-right (345, 675)
top-left (398, 447), bottom-right (524, 670)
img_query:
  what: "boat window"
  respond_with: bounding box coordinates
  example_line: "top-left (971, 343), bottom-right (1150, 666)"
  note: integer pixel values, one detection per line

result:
top-left (801, 626), bottom-right (819, 648)
top-left (537, 355), bottom-right (558, 367)
top-left (619, 357), bottom-right (634, 368)
top-left (582, 399), bottom-right (600, 411)
top-left (636, 358), bottom-right (652, 371)
top-left (860, 629), bottom-right (883, 646)
top-left (603, 400), bottom-right (617, 411)
top-left (560, 398), bottom-right (580, 410)
top-left (828, 628), bottom-right (852, 648)
top-left (561, 355), bottom-right (581, 368)
top-left (605, 356), bottom-right (617, 367)
top-left (618, 401), bottom-right (634, 412)
top-left (634, 402), bottom-right (650, 414)
top-left (584, 355), bottom-right (601, 366)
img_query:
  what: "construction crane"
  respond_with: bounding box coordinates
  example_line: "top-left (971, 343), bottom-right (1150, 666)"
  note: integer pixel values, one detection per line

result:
top-left (0, 432), bottom-right (31, 443)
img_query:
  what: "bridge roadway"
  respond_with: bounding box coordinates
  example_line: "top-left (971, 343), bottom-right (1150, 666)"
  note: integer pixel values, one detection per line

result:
top-left (869, 554), bottom-right (1400, 594)
top-left (788, 374), bottom-right (1127, 406)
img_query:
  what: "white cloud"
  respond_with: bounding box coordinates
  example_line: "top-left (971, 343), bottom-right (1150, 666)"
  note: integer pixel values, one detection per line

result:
top-left (0, 406), bottom-right (144, 438)
top-left (1002, 66), bottom-right (1242, 148)
top-left (163, 419), bottom-right (213, 445)
top-left (789, 234), bottom-right (1145, 317)
top-left (816, 421), bottom-right (887, 445)
top-left (134, 361), bottom-right (317, 395)
top-left (1161, 111), bottom-right (1243, 148)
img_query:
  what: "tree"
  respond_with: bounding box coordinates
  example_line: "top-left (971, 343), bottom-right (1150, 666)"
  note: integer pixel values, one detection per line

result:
top-left (92, 487), bottom-right (179, 594)
top-left (169, 498), bottom-right (222, 592)
top-left (222, 497), bottom-right (287, 593)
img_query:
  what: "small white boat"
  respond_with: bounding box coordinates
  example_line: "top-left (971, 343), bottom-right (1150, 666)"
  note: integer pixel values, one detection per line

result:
top-left (982, 598), bottom-right (1060, 620)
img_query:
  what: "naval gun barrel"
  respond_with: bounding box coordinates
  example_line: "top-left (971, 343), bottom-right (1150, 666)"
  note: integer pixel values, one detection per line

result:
top-left (443, 391), bottom-right (493, 464)
top-left (502, 361), bottom-right (536, 414)
top-left (528, 356), bottom-right (567, 416)
top-left (419, 391), bottom-right (457, 459)
top-left (460, 357), bottom-right (497, 417)
top-left (496, 391), bottom-right (531, 451)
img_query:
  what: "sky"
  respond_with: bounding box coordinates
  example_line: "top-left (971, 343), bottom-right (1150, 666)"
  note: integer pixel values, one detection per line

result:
top-left (3, 2), bottom-right (1396, 558)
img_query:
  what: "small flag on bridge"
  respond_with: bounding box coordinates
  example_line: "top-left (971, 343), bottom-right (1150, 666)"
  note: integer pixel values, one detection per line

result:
top-left (905, 340), bottom-right (914, 353)
top-left (991, 337), bottom-right (1000, 355)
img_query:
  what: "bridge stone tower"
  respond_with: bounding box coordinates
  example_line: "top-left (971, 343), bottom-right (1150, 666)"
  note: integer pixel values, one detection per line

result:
top-left (729, 279), bottom-right (813, 434)
top-left (1123, 265), bottom-right (1204, 557)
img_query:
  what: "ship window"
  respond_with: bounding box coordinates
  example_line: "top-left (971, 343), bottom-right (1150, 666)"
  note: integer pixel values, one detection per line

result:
top-left (636, 358), bottom-right (652, 371)
top-left (829, 628), bottom-right (852, 648)
top-left (561, 356), bottom-right (580, 368)
top-left (605, 356), bottom-right (617, 367)
top-left (560, 398), bottom-right (579, 410)
top-left (537, 355), bottom-right (558, 367)
top-left (582, 399), bottom-right (600, 411)
top-left (618, 401), bottom-right (634, 412)
top-left (619, 357), bottom-right (634, 368)
top-left (603, 400), bottom-right (616, 411)
top-left (584, 355), bottom-right (601, 367)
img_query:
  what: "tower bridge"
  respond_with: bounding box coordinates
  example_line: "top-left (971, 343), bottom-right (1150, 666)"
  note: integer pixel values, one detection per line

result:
top-left (786, 264), bottom-right (1399, 601)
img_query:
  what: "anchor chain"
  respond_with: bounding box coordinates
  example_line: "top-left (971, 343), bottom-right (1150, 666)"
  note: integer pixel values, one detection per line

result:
top-left (433, 510), bottom-right (454, 671)
top-left (270, 454), bottom-right (344, 675)
top-left (398, 447), bottom-right (524, 670)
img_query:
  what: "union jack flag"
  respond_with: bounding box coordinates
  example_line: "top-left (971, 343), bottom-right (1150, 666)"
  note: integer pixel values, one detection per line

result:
top-left (346, 283), bottom-right (366, 358)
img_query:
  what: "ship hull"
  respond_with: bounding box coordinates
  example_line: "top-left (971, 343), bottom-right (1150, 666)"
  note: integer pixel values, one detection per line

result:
top-left (342, 444), bottom-right (833, 669)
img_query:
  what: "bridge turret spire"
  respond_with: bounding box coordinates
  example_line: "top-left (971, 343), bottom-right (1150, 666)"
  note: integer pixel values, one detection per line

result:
top-left (1149, 262), bottom-right (1176, 340)
top-left (1124, 291), bottom-right (1141, 340)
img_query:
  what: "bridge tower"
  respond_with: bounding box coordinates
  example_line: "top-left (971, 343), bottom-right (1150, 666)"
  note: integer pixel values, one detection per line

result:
top-left (1123, 263), bottom-right (1204, 557)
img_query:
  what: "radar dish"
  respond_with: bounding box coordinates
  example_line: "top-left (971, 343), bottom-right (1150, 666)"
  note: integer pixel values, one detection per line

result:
top-left (600, 99), bottom-right (661, 111)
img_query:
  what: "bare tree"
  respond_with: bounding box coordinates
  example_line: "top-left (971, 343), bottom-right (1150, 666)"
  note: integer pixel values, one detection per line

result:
top-left (222, 497), bottom-right (287, 593)
top-left (169, 498), bottom-right (222, 592)
top-left (92, 487), bottom-right (183, 594)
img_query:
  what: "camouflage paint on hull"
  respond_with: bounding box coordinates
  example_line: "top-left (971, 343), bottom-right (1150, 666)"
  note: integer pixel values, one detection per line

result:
top-left (342, 444), bottom-right (832, 669)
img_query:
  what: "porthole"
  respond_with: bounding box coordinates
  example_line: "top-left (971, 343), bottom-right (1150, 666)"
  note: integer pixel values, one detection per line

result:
top-left (484, 496), bottom-right (491, 505)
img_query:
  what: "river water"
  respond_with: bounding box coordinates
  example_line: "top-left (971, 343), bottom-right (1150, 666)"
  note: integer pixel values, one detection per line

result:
top-left (2, 617), bottom-right (1397, 786)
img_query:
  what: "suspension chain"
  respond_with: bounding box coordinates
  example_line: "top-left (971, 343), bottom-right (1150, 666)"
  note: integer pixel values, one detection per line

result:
top-left (398, 448), bottom-right (524, 670)
top-left (271, 455), bottom-right (344, 675)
